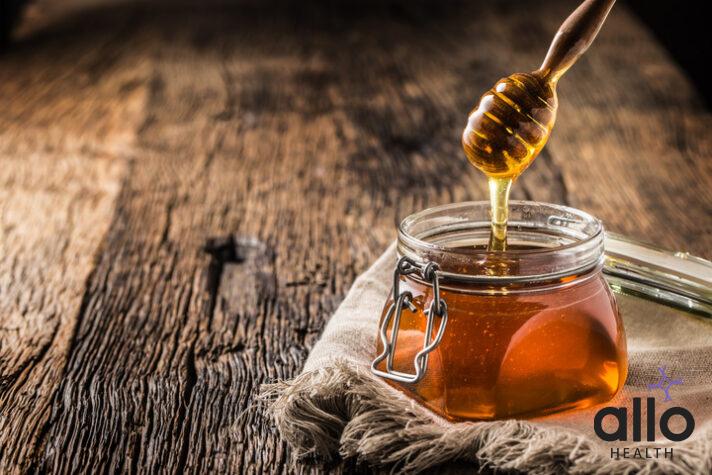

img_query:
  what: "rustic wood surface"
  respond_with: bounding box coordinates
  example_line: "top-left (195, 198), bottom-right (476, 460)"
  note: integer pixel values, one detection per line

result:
top-left (0, 0), bottom-right (710, 473)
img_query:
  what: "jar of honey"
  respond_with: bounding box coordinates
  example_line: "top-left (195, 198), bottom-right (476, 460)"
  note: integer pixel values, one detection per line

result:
top-left (371, 201), bottom-right (627, 421)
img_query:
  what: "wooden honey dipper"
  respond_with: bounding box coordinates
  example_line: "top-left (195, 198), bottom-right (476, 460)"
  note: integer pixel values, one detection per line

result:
top-left (462, 0), bottom-right (616, 251)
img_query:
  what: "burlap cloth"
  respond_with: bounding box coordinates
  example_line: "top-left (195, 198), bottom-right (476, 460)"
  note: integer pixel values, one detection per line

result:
top-left (262, 244), bottom-right (712, 474)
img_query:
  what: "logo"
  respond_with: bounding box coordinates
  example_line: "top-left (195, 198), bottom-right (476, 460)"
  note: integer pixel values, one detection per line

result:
top-left (594, 367), bottom-right (694, 460)
top-left (648, 367), bottom-right (682, 402)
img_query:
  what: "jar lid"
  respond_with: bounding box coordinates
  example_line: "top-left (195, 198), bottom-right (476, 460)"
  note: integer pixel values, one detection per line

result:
top-left (604, 233), bottom-right (712, 316)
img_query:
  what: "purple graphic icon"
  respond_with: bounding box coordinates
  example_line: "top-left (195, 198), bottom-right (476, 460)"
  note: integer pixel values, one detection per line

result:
top-left (648, 367), bottom-right (682, 401)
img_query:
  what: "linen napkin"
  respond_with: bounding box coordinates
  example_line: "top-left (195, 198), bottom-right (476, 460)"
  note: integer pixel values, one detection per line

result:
top-left (263, 244), bottom-right (712, 474)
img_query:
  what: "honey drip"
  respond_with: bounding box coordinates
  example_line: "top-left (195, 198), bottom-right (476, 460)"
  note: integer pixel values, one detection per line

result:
top-left (487, 177), bottom-right (512, 251)
top-left (462, 0), bottom-right (616, 251)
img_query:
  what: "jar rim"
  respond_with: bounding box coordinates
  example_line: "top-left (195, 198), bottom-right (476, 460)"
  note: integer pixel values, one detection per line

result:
top-left (397, 200), bottom-right (605, 284)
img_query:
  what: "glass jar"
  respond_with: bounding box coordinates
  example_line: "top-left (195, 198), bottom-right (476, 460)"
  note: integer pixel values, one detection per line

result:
top-left (371, 201), bottom-right (627, 421)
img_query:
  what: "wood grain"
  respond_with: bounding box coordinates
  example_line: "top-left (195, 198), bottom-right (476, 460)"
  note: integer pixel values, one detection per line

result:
top-left (0, 1), bottom-right (710, 473)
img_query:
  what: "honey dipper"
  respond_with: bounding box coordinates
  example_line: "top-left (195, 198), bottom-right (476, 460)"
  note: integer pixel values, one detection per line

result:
top-left (462, 0), bottom-right (616, 251)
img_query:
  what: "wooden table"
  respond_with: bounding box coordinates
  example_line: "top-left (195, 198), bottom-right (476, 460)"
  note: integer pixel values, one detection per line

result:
top-left (1, 1), bottom-right (710, 472)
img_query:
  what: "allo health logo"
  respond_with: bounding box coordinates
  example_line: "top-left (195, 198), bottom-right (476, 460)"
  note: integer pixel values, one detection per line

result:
top-left (594, 366), bottom-right (695, 460)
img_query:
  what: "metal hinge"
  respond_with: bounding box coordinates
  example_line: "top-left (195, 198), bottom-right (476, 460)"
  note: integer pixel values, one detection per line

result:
top-left (371, 256), bottom-right (448, 384)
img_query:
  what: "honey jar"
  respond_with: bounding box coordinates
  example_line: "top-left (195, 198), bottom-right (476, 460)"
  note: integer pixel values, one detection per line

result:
top-left (372, 201), bottom-right (627, 421)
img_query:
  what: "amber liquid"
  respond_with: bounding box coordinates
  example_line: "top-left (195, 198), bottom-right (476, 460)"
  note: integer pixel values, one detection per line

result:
top-left (462, 72), bottom-right (558, 250)
top-left (375, 259), bottom-right (627, 421)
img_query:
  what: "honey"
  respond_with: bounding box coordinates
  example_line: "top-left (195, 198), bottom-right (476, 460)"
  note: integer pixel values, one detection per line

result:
top-left (372, 201), bottom-right (628, 420)
top-left (462, 0), bottom-right (616, 250)
top-left (375, 252), bottom-right (627, 421)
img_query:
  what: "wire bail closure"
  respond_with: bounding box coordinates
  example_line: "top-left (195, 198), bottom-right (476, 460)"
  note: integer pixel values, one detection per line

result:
top-left (371, 256), bottom-right (449, 384)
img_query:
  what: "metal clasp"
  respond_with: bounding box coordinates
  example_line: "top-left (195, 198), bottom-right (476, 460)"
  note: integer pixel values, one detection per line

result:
top-left (371, 256), bottom-right (449, 384)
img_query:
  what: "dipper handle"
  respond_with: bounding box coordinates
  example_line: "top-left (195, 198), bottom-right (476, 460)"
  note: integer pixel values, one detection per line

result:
top-left (537, 0), bottom-right (616, 83)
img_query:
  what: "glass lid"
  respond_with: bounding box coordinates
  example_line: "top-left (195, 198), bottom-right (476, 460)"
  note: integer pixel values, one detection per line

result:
top-left (603, 233), bottom-right (712, 317)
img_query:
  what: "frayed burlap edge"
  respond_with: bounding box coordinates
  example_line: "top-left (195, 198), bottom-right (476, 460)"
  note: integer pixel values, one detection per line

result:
top-left (260, 360), bottom-right (712, 474)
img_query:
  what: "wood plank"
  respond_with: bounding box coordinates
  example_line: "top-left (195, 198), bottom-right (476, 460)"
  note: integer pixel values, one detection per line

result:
top-left (0, 1), bottom-right (709, 473)
top-left (0, 4), bottom-right (146, 470)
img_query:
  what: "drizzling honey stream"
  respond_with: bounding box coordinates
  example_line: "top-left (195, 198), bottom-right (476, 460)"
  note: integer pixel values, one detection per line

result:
top-left (463, 0), bottom-right (616, 251)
